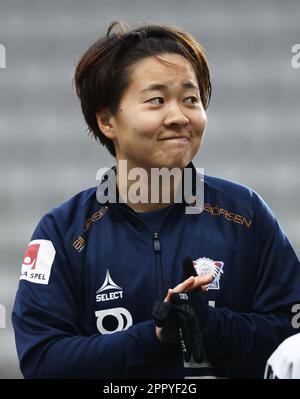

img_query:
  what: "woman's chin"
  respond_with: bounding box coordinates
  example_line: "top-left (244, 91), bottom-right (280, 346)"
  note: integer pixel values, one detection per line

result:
top-left (157, 155), bottom-right (192, 170)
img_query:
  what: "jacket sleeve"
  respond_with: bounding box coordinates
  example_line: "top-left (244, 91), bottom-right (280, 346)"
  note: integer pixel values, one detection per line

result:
top-left (12, 213), bottom-right (163, 379)
top-left (202, 192), bottom-right (300, 378)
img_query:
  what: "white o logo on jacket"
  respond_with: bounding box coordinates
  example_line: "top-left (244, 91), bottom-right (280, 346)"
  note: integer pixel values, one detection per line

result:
top-left (95, 307), bottom-right (133, 334)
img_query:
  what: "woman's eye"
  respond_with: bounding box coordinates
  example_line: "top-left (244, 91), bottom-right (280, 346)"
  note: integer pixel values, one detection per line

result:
top-left (184, 96), bottom-right (199, 104)
top-left (148, 97), bottom-right (164, 104)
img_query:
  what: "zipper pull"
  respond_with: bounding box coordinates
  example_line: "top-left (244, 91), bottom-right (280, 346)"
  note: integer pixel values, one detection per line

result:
top-left (153, 233), bottom-right (161, 251)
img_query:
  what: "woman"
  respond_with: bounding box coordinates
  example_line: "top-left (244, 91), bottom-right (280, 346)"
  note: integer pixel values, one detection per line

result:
top-left (12, 21), bottom-right (300, 379)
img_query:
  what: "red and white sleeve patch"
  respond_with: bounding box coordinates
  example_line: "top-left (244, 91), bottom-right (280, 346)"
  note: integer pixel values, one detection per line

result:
top-left (21, 239), bottom-right (56, 285)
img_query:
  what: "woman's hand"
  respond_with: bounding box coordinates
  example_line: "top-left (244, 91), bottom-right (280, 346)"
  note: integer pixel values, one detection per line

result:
top-left (164, 273), bottom-right (212, 302)
top-left (156, 273), bottom-right (212, 341)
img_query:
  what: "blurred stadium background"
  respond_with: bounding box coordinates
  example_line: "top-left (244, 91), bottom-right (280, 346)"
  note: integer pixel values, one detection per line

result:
top-left (0, 0), bottom-right (299, 378)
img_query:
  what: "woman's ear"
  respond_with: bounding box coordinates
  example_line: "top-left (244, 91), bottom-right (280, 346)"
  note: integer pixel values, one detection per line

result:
top-left (96, 108), bottom-right (116, 139)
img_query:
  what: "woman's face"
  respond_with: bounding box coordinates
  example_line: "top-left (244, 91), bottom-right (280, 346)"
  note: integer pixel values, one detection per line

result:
top-left (98, 53), bottom-right (207, 171)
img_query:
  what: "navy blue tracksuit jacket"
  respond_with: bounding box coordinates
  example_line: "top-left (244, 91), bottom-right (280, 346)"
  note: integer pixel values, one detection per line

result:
top-left (12, 164), bottom-right (300, 378)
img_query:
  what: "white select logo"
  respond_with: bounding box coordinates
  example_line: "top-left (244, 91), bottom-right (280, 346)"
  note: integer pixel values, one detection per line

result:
top-left (95, 307), bottom-right (133, 334)
top-left (96, 270), bottom-right (123, 302)
top-left (20, 239), bottom-right (55, 285)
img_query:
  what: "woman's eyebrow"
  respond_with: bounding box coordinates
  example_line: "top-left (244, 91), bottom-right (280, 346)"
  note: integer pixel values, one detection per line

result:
top-left (140, 81), bottom-right (199, 93)
top-left (181, 82), bottom-right (199, 91)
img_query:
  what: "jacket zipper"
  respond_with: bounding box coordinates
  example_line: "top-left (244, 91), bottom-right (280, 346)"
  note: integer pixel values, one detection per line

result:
top-left (153, 232), bottom-right (163, 300)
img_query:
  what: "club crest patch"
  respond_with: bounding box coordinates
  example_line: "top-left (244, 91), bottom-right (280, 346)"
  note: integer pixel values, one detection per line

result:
top-left (193, 257), bottom-right (224, 290)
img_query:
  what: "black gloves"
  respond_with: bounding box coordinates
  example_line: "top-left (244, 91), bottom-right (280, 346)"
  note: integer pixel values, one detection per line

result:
top-left (152, 257), bottom-right (208, 363)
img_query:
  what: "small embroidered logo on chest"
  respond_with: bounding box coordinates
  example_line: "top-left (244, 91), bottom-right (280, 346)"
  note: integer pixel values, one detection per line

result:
top-left (95, 270), bottom-right (123, 302)
top-left (193, 257), bottom-right (224, 290)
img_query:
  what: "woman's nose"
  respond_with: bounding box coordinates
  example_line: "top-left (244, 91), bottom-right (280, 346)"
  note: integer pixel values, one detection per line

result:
top-left (163, 103), bottom-right (189, 127)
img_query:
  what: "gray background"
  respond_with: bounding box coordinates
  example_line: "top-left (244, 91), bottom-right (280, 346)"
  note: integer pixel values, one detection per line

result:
top-left (0, 0), bottom-right (299, 378)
